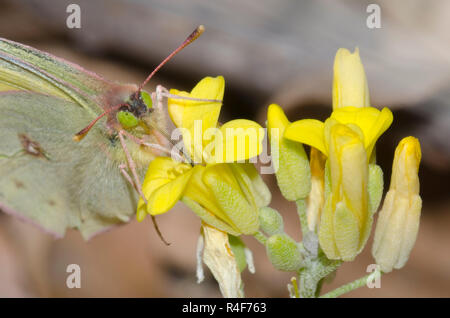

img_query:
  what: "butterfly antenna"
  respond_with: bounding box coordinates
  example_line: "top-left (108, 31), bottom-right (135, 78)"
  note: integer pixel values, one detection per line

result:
top-left (73, 103), bottom-right (128, 141)
top-left (137, 25), bottom-right (205, 93)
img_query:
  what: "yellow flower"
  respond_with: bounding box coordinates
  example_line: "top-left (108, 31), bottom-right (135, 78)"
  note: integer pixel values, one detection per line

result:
top-left (137, 76), bottom-right (268, 236)
top-left (282, 48), bottom-right (391, 261)
top-left (372, 137), bottom-right (422, 272)
top-left (333, 48), bottom-right (370, 109)
top-left (168, 76), bottom-right (264, 163)
top-left (318, 123), bottom-right (370, 261)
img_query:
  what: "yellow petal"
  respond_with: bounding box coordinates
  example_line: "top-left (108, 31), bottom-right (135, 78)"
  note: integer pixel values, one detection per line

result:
top-left (329, 124), bottom-right (368, 227)
top-left (332, 48), bottom-right (370, 109)
top-left (363, 108), bottom-right (394, 158)
top-left (330, 106), bottom-right (393, 158)
top-left (168, 76), bottom-right (224, 130)
top-left (390, 136), bottom-right (421, 196)
top-left (147, 167), bottom-right (194, 215)
top-left (284, 119), bottom-right (327, 155)
top-left (136, 157), bottom-right (192, 219)
top-left (267, 103), bottom-right (290, 137)
top-left (168, 76), bottom-right (225, 161)
top-left (167, 89), bottom-right (190, 129)
top-left (215, 119), bottom-right (264, 163)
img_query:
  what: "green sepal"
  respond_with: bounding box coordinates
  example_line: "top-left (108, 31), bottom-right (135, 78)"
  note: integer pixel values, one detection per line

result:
top-left (228, 235), bottom-right (247, 272)
top-left (272, 137), bottom-right (311, 201)
top-left (181, 197), bottom-right (241, 236)
top-left (203, 166), bottom-right (259, 235)
top-left (240, 163), bottom-right (271, 207)
top-left (318, 196), bottom-right (339, 259)
top-left (333, 202), bottom-right (360, 262)
top-left (265, 233), bottom-right (303, 271)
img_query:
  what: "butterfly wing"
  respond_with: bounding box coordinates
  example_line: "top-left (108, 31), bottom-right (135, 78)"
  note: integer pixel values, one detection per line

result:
top-left (0, 37), bottom-right (137, 117)
top-left (0, 92), bottom-right (141, 239)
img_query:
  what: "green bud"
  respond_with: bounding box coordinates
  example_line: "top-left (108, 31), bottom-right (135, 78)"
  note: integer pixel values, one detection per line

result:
top-left (275, 138), bottom-right (311, 201)
top-left (266, 234), bottom-right (303, 271)
top-left (259, 207), bottom-right (284, 236)
top-left (267, 104), bottom-right (311, 201)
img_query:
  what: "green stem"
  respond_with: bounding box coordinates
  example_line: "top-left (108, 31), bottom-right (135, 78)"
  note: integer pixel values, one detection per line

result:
top-left (291, 277), bottom-right (300, 298)
top-left (295, 199), bottom-right (309, 236)
top-left (253, 231), bottom-right (267, 245)
top-left (320, 269), bottom-right (382, 298)
top-left (315, 278), bottom-right (325, 297)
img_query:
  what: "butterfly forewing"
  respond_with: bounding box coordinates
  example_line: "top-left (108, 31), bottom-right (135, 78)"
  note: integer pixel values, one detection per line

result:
top-left (0, 92), bottom-right (140, 239)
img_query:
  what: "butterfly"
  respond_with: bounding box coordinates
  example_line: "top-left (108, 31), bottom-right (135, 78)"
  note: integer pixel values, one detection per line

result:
top-left (0, 25), bottom-right (216, 242)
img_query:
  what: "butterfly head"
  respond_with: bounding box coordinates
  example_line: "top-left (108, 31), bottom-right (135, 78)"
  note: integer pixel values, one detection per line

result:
top-left (117, 91), bottom-right (153, 129)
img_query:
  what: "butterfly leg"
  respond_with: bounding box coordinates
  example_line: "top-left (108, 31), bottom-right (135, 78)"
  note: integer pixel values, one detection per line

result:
top-left (120, 129), bottom-right (187, 163)
top-left (119, 163), bottom-right (138, 192)
top-left (118, 130), bottom-right (170, 245)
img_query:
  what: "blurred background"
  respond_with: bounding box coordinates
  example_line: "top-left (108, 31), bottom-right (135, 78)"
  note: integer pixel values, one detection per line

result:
top-left (0, 0), bottom-right (449, 297)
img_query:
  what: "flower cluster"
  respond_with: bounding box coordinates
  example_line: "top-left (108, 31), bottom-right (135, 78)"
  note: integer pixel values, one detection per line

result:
top-left (137, 48), bottom-right (422, 297)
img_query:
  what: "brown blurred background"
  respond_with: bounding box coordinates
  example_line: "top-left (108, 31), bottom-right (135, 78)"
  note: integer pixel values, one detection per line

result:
top-left (0, 0), bottom-right (449, 297)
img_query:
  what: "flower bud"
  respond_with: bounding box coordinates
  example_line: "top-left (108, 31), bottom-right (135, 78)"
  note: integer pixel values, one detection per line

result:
top-left (372, 137), bottom-right (422, 272)
top-left (259, 206), bottom-right (284, 236)
top-left (267, 104), bottom-right (311, 201)
top-left (266, 234), bottom-right (303, 271)
top-left (332, 48), bottom-right (370, 109)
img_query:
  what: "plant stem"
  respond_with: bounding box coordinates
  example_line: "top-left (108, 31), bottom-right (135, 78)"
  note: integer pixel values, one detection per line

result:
top-left (253, 231), bottom-right (267, 245)
top-left (296, 199), bottom-right (309, 235)
top-left (320, 269), bottom-right (382, 298)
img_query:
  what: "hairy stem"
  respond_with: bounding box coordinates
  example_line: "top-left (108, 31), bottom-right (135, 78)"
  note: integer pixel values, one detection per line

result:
top-left (253, 231), bottom-right (268, 245)
top-left (320, 269), bottom-right (382, 298)
top-left (296, 199), bottom-right (309, 236)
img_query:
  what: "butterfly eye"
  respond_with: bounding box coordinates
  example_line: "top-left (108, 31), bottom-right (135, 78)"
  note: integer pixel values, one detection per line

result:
top-left (117, 110), bottom-right (139, 129)
top-left (140, 91), bottom-right (153, 109)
